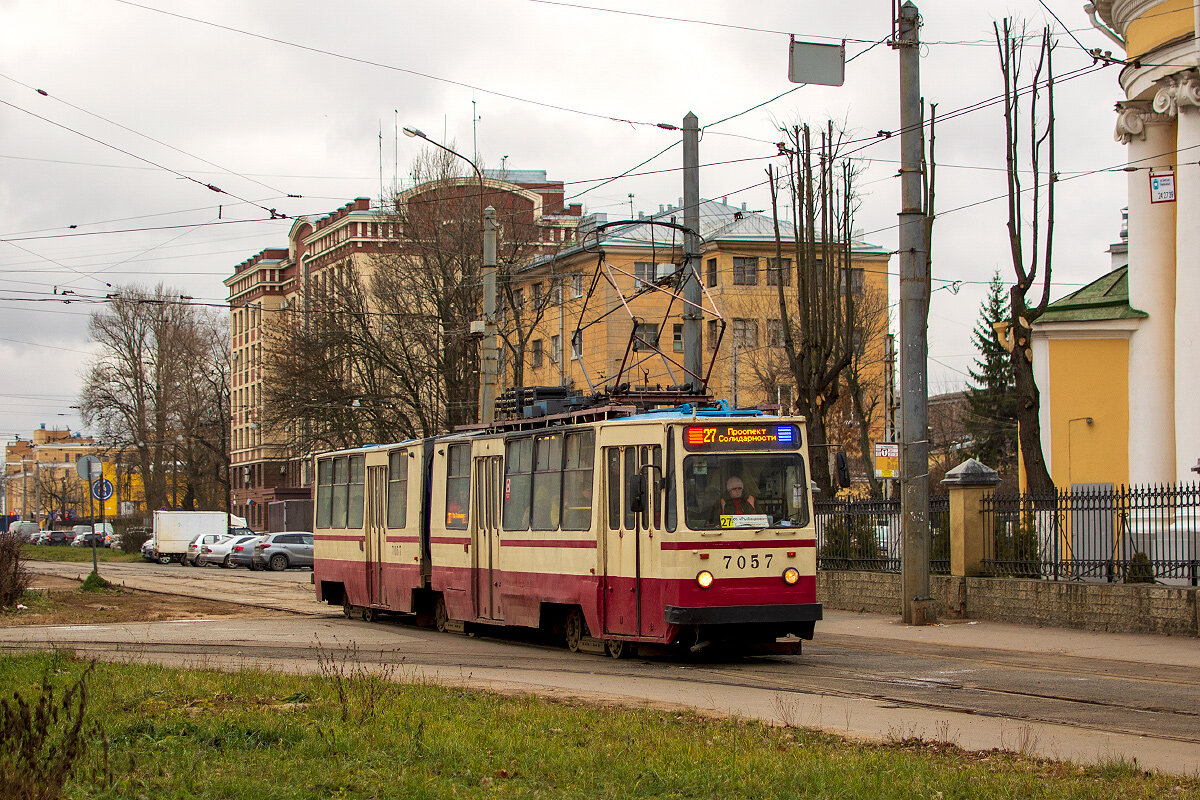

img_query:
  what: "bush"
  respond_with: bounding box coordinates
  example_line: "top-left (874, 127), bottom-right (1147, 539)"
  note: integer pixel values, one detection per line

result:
top-left (80, 572), bottom-right (112, 593)
top-left (819, 514), bottom-right (884, 569)
top-left (1125, 551), bottom-right (1155, 584)
top-left (0, 532), bottom-right (31, 609)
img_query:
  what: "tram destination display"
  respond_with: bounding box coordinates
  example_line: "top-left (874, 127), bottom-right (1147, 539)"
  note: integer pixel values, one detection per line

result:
top-left (683, 424), bottom-right (800, 451)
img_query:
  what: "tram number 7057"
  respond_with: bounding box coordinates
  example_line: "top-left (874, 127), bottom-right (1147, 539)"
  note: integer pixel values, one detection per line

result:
top-left (722, 553), bottom-right (773, 570)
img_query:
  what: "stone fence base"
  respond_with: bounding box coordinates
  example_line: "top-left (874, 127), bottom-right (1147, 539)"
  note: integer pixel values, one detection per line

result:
top-left (817, 571), bottom-right (1200, 637)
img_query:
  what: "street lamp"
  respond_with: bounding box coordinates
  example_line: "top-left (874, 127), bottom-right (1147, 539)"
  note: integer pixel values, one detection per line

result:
top-left (403, 123), bottom-right (500, 425)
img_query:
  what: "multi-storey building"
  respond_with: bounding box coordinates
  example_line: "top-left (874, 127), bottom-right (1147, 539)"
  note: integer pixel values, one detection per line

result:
top-left (225, 172), bottom-right (584, 529)
top-left (3, 426), bottom-right (100, 526)
top-left (507, 199), bottom-right (892, 464)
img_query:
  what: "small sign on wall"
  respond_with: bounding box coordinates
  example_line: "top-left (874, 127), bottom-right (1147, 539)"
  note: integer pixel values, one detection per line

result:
top-left (874, 442), bottom-right (899, 479)
top-left (1150, 170), bottom-right (1176, 204)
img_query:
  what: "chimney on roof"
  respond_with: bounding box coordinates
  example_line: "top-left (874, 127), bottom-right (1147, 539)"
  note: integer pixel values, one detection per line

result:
top-left (741, 202), bottom-right (747, 212)
top-left (659, 204), bottom-right (665, 213)
top-left (722, 196), bottom-right (727, 204)
top-left (354, 197), bottom-right (370, 210)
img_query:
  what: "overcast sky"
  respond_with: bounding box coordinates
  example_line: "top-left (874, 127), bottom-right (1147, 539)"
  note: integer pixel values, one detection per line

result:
top-left (0, 0), bottom-right (1129, 449)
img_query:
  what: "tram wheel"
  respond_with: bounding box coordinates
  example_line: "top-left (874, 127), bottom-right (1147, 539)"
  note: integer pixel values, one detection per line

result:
top-left (434, 595), bottom-right (449, 633)
top-left (362, 607), bottom-right (376, 624)
top-left (564, 608), bottom-right (586, 653)
top-left (605, 639), bottom-right (633, 659)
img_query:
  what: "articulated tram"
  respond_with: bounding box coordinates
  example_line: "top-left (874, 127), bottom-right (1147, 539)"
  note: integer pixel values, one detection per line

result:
top-left (312, 404), bottom-right (821, 656)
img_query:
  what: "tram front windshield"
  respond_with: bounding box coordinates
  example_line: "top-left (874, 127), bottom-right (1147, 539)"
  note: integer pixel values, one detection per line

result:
top-left (683, 454), bottom-right (809, 530)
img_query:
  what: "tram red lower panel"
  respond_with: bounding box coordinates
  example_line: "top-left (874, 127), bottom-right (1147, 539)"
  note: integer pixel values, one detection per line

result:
top-left (319, 557), bottom-right (818, 645)
top-left (315, 557), bottom-right (423, 613)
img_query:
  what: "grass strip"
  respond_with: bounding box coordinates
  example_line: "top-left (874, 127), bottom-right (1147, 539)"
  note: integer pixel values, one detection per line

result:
top-left (0, 651), bottom-right (1193, 800)
top-left (23, 546), bottom-right (143, 564)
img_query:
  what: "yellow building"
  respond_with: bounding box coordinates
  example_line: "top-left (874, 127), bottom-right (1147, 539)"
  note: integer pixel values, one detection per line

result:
top-left (3, 426), bottom-right (99, 526)
top-left (1075, 2), bottom-right (1200, 483)
top-left (510, 199), bottom-right (891, 451)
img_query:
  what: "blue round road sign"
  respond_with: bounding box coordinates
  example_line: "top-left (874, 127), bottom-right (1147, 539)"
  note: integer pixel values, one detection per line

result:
top-left (91, 478), bottom-right (114, 502)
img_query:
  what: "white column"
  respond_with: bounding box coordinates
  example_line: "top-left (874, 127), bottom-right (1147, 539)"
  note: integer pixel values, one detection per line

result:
top-left (1172, 75), bottom-right (1200, 482)
top-left (1116, 100), bottom-right (1176, 485)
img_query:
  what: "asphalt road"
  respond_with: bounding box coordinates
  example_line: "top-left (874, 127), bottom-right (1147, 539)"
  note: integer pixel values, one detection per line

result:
top-left (10, 560), bottom-right (1200, 776)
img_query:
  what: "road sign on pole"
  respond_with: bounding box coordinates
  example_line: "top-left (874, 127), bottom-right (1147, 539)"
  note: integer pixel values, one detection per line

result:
top-left (77, 455), bottom-right (101, 482)
top-left (788, 37), bottom-right (846, 86)
top-left (90, 478), bottom-right (114, 502)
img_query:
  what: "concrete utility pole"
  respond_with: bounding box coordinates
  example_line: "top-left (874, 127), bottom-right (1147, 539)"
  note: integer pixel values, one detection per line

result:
top-left (480, 206), bottom-right (500, 425)
top-left (681, 112), bottom-right (703, 391)
top-left (897, 0), bottom-right (934, 625)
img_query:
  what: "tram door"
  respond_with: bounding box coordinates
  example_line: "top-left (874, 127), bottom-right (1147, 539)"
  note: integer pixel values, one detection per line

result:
top-left (364, 464), bottom-right (387, 608)
top-left (472, 455), bottom-right (502, 620)
top-left (602, 444), bottom-right (663, 637)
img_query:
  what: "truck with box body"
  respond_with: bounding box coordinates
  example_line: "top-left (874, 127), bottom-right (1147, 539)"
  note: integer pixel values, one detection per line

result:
top-left (151, 511), bottom-right (247, 564)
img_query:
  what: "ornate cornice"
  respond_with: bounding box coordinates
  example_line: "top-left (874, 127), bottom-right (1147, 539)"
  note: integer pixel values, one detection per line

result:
top-left (1152, 70), bottom-right (1200, 116)
top-left (1115, 100), bottom-right (1175, 142)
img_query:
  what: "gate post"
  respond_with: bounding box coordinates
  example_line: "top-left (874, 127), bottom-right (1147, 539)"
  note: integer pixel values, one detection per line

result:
top-left (943, 459), bottom-right (1002, 577)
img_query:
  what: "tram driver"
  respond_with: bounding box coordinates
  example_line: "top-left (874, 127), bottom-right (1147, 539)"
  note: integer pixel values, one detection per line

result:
top-left (709, 475), bottom-right (757, 523)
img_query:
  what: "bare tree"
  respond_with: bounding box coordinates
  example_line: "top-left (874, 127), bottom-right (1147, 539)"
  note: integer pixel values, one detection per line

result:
top-left (995, 20), bottom-right (1056, 494)
top-left (35, 469), bottom-right (89, 524)
top-left (81, 285), bottom-right (204, 511)
top-left (840, 282), bottom-right (892, 497)
top-left (174, 311), bottom-right (231, 511)
top-left (768, 122), bottom-right (861, 494)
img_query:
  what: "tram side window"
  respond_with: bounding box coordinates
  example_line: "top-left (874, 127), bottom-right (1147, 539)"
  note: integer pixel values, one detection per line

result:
top-left (387, 450), bottom-right (408, 528)
top-left (561, 430), bottom-right (595, 531)
top-left (316, 458), bottom-right (333, 529)
top-left (347, 456), bottom-right (365, 529)
top-left (607, 449), bottom-right (621, 531)
top-left (331, 457), bottom-right (349, 528)
top-left (445, 444), bottom-right (470, 530)
top-left (502, 438), bottom-right (532, 530)
top-left (532, 434), bottom-right (563, 531)
top-left (665, 433), bottom-right (677, 532)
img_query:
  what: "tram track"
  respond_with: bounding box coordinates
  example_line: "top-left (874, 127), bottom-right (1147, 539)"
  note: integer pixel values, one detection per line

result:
top-left (6, 618), bottom-right (1199, 748)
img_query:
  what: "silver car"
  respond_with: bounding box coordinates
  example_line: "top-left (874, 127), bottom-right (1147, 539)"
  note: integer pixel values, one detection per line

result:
top-left (253, 532), bottom-right (314, 571)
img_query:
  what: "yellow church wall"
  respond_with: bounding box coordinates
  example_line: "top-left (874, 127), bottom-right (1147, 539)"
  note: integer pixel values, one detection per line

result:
top-left (1124, 0), bottom-right (1194, 60)
top-left (1047, 338), bottom-right (1129, 488)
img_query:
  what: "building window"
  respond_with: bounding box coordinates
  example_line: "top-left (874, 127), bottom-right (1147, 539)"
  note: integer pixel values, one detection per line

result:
top-left (733, 257), bottom-right (758, 285)
top-left (532, 282), bottom-right (544, 304)
top-left (672, 323), bottom-right (684, 352)
top-left (777, 385), bottom-right (793, 412)
top-left (571, 331), bottom-right (583, 360)
top-left (570, 273), bottom-right (584, 298)
top-left (706, 258), bottom-right (717, 287)
top-left (634, 261), bottom-right (654, 289)
top-left (840, 267), bottom-right (865, 295)
top-left (732, 318), bottom-right (758, 348)
top-left (766, 319), bottom-right (784, 348)
top-left (633, 323), bottom-right (659, 351)
top-left (530, 339), bottom-right (544, 368)
top-left (766, 257), bottom-right (792, 286)
top-left (707, 319), bottom-right (719, 350)
top-left (511, 288), bottom-right (524, 310)
top-left (550, 334), bottom-right (562, 364)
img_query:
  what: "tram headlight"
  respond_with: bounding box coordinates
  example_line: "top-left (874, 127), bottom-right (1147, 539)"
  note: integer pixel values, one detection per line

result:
top-left (696, 570), bottom-right (715, 589)
top-left (782, 567), bottom-right (800, 585)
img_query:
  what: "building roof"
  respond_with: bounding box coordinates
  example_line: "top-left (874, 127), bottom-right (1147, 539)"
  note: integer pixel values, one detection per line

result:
top-left (1038, 265), bottom-right (1147, 323)
top-left (596, 198), bottom-right (886, 252)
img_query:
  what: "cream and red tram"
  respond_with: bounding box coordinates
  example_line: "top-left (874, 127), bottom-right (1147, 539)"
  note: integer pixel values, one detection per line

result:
top-left (312, 406), bottom-right (821, 655)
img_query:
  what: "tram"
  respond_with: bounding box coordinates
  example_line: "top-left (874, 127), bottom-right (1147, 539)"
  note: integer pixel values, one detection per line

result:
top-left (312, 403), bottom-right (821, 656)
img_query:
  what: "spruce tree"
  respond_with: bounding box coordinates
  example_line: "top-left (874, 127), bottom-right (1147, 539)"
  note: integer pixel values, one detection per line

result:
top-left (963, 271), bottom-right (1018, 473)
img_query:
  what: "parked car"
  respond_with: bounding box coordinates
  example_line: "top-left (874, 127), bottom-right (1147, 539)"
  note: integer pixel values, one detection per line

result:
top-left (45, 530), bottom-right (69, 546)
top-left (141, 537), bottom-right (158, 562)
top-left (70, 531), bottom-right (106, 548)
top-left (228, 535), bottom-right (265, 569)
top-left (199, 534), bottom-right (258, 568)
top-left (28, 531), bottom-right (50, 546)
top-left (184, 533), bottom-right (232, 567)
top-left (253, 532), bottom-right (314, 571)
top-left (71, 525), bottom-right (92, 541)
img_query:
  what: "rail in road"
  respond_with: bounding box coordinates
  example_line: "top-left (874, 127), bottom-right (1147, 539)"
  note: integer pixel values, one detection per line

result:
top-left (12, 560), bottom-right (1200, 774)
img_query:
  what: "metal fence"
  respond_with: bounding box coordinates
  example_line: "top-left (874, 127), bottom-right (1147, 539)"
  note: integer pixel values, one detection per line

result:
top-left (981, 483), bottom-right (1200, 585)
top-left (815, 495), bottom-right (949, 574)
